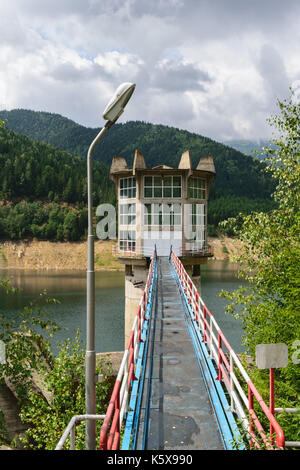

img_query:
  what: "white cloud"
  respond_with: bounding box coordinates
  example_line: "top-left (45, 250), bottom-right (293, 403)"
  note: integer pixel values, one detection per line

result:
top-left (0, 0), bottom-right (300, 139)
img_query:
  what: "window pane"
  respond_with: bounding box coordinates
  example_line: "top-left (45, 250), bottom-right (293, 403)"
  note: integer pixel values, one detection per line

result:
top-left (173, 187), bottom-right (181, 198)
top-left (164, 176), bottom-right (172, 186)
top-left (154, 177), bottom-right (162, 187)
top-left (173, 203), bottom-right (181, 214)
top-left (154, 187), bottom-right (162, 197)
top-left (163, 187), bottom-right (171, 197)
top-left (153, 215), bottom-right (160, 225)
top-left (144, 204), bottom-right (151, 216)
top-left (174, 214), bottom-right (181, 225)
top-left (145, 187), bottom-right (152, 198)
top-left (163, 213), bottom-right (170, 225)
top-left (145, 176), bottom-right (152, 186)
top-left (173, 176), bottom-right (181, 187)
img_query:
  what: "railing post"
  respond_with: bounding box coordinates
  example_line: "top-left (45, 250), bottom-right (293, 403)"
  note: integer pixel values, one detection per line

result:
top-left (138, 305), bottom-right (142, 343)
top-left (202, 305), bottom-right (207, 343)
top-left (131, 332), bottom-right (135, 371)
top-left (194, 292), bottom-right (199, 321)
top-left (230, 351), bottom-right (234, 412)
top-left (209, 316), bottom-right (213, 358)
top-left (124, 352), bottom-right (129, 418)
top-left (270, 368), bottom-right (275, 443)
top-left (70, 423), bottom-right (76, 450)
top-left (216, 331), bottom-right (222, 381)
top-left (115, 393), bottom-right (120, 437)
top-left (143, 291), bottom-right (146, 320)
top-left (248, 384), bottom-right (254, 449)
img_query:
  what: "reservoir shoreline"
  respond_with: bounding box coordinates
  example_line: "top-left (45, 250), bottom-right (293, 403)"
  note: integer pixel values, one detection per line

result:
top-left (0, 237), bottom-right (243, 271)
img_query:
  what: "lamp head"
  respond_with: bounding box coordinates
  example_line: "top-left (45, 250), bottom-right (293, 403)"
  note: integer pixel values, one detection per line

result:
top-left (102, 82), bottom-right (136, 123)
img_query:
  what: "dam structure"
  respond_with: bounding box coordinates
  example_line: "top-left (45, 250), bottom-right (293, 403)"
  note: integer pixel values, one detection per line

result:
top-left (56, 150), bottom-right (286, 451)
top-left (109, 149), bottom-right (216, 346)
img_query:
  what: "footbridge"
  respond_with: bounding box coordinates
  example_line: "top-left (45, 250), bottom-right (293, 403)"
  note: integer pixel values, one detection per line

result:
top-left (56, 248), bottom-right (285, 451)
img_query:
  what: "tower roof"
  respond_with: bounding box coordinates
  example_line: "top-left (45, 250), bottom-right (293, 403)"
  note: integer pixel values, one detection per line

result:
top-left (110, 149), bottom-right (216, 178)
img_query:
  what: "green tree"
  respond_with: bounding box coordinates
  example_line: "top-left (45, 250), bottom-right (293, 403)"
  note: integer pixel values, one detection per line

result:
top-left (220, 90), bottom-right (300, 442)
top-left (19, 331), bottom-right (113, 450)
top-left (0, 281), bottom-right (113, 449)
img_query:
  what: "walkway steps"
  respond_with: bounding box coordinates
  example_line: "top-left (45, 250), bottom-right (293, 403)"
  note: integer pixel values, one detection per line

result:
top-left (136, 257), bottom-right (224, 450)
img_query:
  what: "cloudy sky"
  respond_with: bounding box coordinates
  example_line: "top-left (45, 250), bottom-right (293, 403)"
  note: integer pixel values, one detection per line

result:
top-left (1, 0), bottom-right (300, 142)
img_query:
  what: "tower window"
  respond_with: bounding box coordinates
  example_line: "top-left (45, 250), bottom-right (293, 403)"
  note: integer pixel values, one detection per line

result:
top-left (120, 177), bottom-right (136, 199)
top-left (144, 176), bottom-right (181, 198)
top-left (144, 203), bottom-right (181, 226)
top-left (189, 203), bottom-right (205, 227)
top-left (186, 203), bottom-right (206, 247)
top-left (119, 230), bottom-right (136, 252)
top-left (188, 177), bottom-right (206, 199)
top-left (119, 203), bottom-right (136, 226)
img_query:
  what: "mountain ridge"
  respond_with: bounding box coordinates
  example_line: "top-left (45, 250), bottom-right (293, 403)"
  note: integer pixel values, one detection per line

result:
top-left (0, 108), bottom-right (274, 201)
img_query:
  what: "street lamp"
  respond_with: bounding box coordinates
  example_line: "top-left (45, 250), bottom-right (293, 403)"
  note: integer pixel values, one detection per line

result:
top-left (85, 82), bottom-right (135, 450)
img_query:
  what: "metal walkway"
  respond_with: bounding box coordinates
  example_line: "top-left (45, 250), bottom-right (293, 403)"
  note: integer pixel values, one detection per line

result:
top-left (136, 257), bottom-right (224, 450)
top-left (56, 248), bottom-right (286, 450)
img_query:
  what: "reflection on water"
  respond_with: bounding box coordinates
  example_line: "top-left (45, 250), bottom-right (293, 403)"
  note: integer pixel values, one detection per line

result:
top-left (201, 260), bottom-right (246, 352)
top-left (0, 261), bottom-right (246, 355)
top-left (0, 269), bottom-right (125, 354)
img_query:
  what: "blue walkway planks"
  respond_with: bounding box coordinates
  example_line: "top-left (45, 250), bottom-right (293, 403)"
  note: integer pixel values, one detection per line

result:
top-left (136, 257), bottom-right (224, 450)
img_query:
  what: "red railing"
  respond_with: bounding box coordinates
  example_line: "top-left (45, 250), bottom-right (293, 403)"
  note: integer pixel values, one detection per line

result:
top-left (99, 249), bottom-right (157, 450)
top-left (170, 248), bottom-right (285, 450)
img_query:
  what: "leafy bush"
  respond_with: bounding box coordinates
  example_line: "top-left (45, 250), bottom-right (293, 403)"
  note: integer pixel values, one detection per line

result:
top-left (0, 280), bottom-right (114, 450)
top-left (19, 331), bottom-right (114, 450)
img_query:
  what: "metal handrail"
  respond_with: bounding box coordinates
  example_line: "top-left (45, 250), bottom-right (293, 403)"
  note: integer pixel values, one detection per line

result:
top-left (99, 248), bottom-right (157, 450)
top-left (56, 250), bottom-right (157, 451)
top-left (170, 248), bottom-right (285, 450)
top-left (55, 415), bottom-right (105, 450)
top-left (112, 244), bottom-right (213, 258)
top-left (176, 245), bottom-right (213, 257)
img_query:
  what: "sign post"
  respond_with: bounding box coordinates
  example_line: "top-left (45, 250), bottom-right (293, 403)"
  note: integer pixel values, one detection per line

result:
top-left (255, 343), bottom-right (288, 442)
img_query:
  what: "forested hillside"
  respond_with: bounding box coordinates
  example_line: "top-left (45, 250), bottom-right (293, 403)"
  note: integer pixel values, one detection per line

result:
top-left (0, 109), bottom-right (274, 199)
top-left (0, 110), bottom-right (277, 240)
top-left (0, 126), bottom-right (115, 241)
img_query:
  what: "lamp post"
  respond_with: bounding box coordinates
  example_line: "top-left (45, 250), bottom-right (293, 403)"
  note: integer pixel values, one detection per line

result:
top-left (85, 82), bottom-right (135, 450)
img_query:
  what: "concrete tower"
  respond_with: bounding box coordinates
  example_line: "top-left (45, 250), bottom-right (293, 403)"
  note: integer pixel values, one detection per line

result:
top-left (110, 150), bottom-right (216, 346)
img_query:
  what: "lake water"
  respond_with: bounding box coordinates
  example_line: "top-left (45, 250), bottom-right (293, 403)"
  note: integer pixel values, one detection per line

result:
top-left (0, 260), bottom-right (246, 355)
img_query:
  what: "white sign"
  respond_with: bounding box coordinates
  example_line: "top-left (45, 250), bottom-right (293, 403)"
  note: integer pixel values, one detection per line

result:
top-left (256, 343), bottom-right (288, 369)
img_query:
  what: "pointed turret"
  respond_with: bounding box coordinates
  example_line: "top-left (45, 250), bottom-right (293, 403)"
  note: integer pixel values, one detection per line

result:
top-left (196, 155), bottom-right (215, 174)
top-left (132, 150), bottom-right (146, 175)
top-left (110, 156), bottom-right (128, 175)
top-left (178, 150), bottom-right (192, 170)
